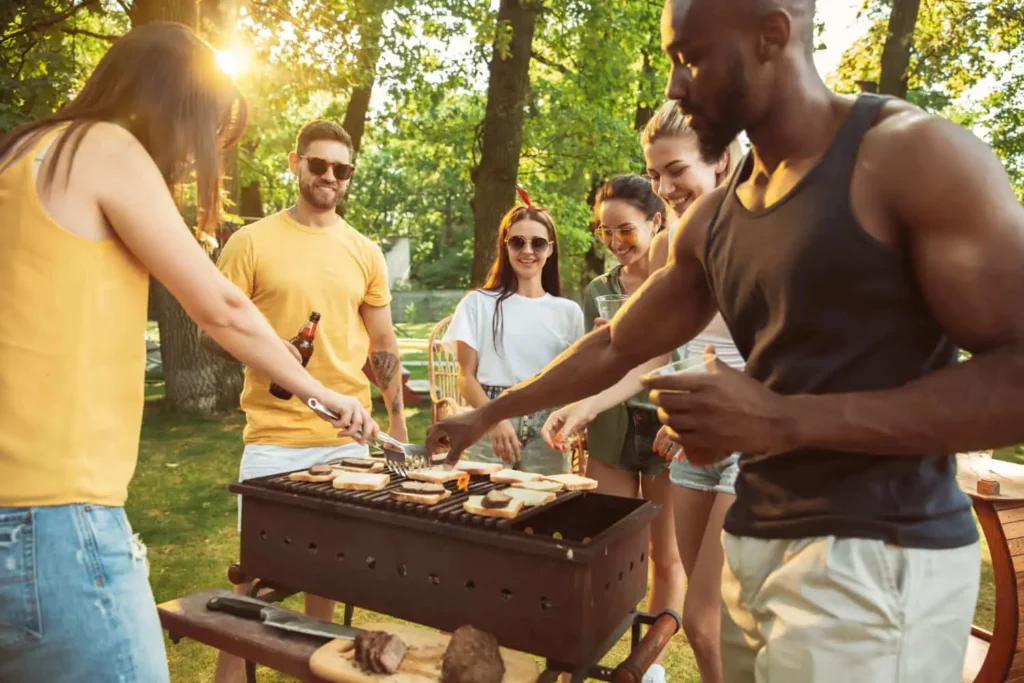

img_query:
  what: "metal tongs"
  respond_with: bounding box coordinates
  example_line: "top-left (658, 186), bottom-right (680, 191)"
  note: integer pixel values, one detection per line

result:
top-left (306, 397), bottom-right (429, 476)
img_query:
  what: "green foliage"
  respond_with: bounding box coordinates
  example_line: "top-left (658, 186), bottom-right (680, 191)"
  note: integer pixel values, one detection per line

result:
top-left (0, 1), bottom-right (126, 131)
top-left (830, 0), bottom-right (1024, 194)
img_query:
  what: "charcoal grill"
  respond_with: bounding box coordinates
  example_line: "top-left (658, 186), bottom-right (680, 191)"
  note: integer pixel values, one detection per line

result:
top-left (233, 466), bottom-right (659, 671)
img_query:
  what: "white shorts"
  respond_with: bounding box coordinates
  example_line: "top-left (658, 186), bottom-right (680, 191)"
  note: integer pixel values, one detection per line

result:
top-left (236, 442), bottom-right (369, 530)
top-left (720, 533), bottom-right (980, 683)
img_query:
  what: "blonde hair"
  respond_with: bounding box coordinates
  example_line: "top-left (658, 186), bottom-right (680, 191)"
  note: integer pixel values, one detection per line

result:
top-left (641, 100), bottom-right (744, 185)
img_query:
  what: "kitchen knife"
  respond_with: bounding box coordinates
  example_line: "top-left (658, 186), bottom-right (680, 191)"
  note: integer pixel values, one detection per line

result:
top-left (206, 595), bottom-right (363, 641)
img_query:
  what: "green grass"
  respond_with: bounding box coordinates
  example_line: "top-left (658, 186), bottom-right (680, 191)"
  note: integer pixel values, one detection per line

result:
top-left (135, 382), bottom-right (1015, 681)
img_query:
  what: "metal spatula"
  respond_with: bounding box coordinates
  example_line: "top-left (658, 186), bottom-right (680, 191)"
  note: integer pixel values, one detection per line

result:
top-left (306, 397), bottom-right (428, 476)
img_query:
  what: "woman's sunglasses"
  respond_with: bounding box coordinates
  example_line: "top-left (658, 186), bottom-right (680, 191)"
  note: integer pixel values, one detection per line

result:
top-left (594, 226), bottom-right (639, 248)
top-left (300, 155), bottom-right (355, 181)
top-left (506, 235), bottom-right (552, 253)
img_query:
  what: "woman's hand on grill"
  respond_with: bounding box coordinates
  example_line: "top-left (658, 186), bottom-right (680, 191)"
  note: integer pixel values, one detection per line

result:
top-left (488, 420), bottom-right (522, 464)
top-left (314, 390), bottom-right (380, 444)
top-left (542, 401), bottom-right (594, 450)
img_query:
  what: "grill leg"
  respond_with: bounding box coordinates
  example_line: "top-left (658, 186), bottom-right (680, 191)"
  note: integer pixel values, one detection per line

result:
top-left (245, 660), bottom-right (257, 683)
top-left (343, 602), bottom-right (355, 627)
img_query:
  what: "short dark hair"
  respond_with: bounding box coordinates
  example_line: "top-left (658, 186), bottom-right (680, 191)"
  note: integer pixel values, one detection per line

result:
top-left (295, 120), bottom-right (352, 156)
top-left (593, 174), bottom-right (666, 223)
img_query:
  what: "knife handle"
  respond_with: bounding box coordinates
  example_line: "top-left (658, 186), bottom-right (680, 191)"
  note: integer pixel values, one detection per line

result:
top-left (207, 596), bottom-right (266, 621)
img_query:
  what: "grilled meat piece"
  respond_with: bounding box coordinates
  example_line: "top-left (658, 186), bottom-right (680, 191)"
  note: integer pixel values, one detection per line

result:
top-left (308, 464), bottom-right (333, 476)
top-left (481, 489), bottom-right (512, 509)
top-left (375, 632), bottom-right (407, 674)
top-left (339, 458), bottom-right (375, 470)
top-left (441, 625), bottom-right (504, 683)
top-left (353, 631), bottom-right (407, 674)
top-left (400, 481), bottom-right (446, 494)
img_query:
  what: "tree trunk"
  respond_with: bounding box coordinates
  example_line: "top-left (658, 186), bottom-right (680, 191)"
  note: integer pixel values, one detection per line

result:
top-left (135, 0), bottom-right (245, 415)
top-left (578, 176), bottom-right (606, 291)
top-left (633, 50), bottom-right (655, 134)
top-left (151, 283), bottom-right (244, 413)
top-left (878, 0), bottom-right (922, 98)
top-left (469, 0), bottom-right (539, 285)
top-left (343, 85), bottom-right (374, 156)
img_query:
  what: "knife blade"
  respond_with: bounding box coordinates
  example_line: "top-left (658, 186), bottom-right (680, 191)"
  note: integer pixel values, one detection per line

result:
top-left (206, 595), bottom-right (362, 641)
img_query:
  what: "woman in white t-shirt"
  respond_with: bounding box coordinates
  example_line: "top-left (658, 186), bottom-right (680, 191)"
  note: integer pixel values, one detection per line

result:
top-left (444, 190), bottom-right (584, 474)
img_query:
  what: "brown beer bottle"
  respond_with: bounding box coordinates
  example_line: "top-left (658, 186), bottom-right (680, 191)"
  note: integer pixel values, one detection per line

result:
top-left (270, 311), bottom-right (321, 400)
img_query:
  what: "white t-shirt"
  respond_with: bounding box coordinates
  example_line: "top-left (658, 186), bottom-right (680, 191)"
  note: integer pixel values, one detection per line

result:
top-left (444, 290), bottom-right (585, 387)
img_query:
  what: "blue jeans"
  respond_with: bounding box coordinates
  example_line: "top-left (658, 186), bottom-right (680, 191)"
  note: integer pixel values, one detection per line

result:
top-left (0, 504), bottom-right (170, 682)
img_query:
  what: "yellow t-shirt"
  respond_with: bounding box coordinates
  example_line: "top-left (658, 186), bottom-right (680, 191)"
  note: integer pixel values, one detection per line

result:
top-left (217, 210), bottom-right (391, 446)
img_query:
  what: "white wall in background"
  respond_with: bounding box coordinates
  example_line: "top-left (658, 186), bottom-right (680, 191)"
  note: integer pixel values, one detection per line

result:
top-left (384, 237), bottom-right (410, 289)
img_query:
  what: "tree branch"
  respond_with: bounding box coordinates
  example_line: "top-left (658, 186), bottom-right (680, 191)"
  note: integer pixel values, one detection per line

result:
top-left (62, 27), bottom-right (120, 42)
top-left (1, 0), bottom-right (100, 45)
top-left (114, 0), bottom-right (131, 15)
top-left (531, 50), bottom-right (572, 75)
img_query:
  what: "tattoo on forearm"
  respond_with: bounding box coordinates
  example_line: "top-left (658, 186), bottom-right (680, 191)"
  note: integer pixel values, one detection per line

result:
top-left (390, 390), bottom-right (404, 421)
top-left (371, 351), bottom-right (400, 392)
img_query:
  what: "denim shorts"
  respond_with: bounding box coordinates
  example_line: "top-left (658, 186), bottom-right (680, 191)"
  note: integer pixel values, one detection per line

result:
top-left (669, 453), bottom-right (740, 495)
top-left (0, 504), bottom-right (170, 682)
top-left (462, 386), bottom-right (571, 476)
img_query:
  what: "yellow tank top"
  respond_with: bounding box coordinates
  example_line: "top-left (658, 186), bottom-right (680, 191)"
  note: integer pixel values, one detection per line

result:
top-left (0, 127), bottom-right (150, 507)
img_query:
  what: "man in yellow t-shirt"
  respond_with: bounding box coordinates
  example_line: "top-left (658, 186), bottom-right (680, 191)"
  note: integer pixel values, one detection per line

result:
top-left (206, 120), bottom-right (407, 683)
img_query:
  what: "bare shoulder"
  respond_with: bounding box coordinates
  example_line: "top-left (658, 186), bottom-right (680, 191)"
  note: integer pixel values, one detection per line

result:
top-left (649, 229), bottom-right (670, 270)
top-left (669, 185), bottom-right (728, 264)
top-left (75, 122), bottom-right (163, 194)
top-left (862, 101), bottom-right (1012, 197)
top-left (77, 121), bottom-right (147, 164)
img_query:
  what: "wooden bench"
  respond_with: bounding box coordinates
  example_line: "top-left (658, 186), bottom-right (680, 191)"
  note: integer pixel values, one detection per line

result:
top-left (159, 588), bottom-right (335, 682)
top-left (958, 454), bottom-right (1024, 683)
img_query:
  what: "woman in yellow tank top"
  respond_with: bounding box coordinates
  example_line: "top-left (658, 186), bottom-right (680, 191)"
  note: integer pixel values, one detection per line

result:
top-left (0, 23), bottom-right (378, 683)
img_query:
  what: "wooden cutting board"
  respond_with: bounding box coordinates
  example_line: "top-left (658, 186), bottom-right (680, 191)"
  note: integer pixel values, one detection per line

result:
top-left (308, 622), bottom-right (539, 683)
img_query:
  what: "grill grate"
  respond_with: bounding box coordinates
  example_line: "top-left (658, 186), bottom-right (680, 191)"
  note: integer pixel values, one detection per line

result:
top-left (252, 467), bottom-right (582, 530)
top-left (233, 467), bottom-right (658, 668)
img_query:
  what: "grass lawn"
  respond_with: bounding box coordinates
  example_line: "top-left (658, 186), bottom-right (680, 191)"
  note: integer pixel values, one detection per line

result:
top-left (135, 379), bottom-right (1020, 682)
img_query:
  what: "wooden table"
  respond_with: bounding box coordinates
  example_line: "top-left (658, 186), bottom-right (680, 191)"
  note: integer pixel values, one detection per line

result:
top-left (159, 588), bottom-right (335, 682)
top-left (957, 454), bottom-right (1024, 683)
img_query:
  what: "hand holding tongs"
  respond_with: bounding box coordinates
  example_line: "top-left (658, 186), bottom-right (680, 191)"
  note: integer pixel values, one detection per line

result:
top-left (306, 397), bottom-right (428, 476)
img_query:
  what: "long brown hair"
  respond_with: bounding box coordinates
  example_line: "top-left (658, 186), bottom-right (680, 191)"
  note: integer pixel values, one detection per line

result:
top-left (480, 206), bottom-right (562, 355)
top-left (0, 21), bottom-right (247, 234)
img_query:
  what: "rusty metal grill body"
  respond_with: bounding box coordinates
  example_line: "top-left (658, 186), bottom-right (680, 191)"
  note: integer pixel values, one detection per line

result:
top-left (233, 469), bottom-right (656, 668)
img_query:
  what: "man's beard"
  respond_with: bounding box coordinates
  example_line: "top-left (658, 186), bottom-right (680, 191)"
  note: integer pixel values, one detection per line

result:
top-left (298, 174), bottom-right (343, 210)
top-left (677, 54), bottom-right (747, 162)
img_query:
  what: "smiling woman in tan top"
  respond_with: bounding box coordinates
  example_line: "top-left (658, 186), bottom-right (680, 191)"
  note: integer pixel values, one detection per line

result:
top-left (0, 22), bottom-right (378, 682)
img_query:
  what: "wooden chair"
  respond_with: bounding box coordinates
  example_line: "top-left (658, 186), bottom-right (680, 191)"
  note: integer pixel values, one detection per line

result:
top-left (427, 316), bottom-right (464, 423)
top-left (957, 454), bottom-right (1024, 683)
top-left (426, 315), bottom-right (586, 475)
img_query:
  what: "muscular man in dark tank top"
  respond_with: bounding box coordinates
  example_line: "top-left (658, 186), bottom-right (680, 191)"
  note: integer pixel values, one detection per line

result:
top-left (428, 0), bottom-right (1024, 680)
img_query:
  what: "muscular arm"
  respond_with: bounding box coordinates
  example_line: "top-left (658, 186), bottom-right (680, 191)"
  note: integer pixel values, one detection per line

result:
top-left (476, 193), bottom-right (722, 427)
top-left (361, 303), bottom-right (408, 441)
top-left (790, 113), bottom-right (1024, 454)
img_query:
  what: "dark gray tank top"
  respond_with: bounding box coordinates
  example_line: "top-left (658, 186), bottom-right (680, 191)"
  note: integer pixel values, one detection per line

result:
top-left (705, 94), bottom-right (976, 548)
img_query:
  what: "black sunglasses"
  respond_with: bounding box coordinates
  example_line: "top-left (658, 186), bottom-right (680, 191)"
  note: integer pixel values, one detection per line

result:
top-left (300, 155), bottom-right (355, 181)
top-left (506, 235), bottom-right (552, 253)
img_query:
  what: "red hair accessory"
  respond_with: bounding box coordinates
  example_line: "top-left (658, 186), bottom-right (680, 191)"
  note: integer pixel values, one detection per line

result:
top-left (516, 186), bottom-right (548, 212)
